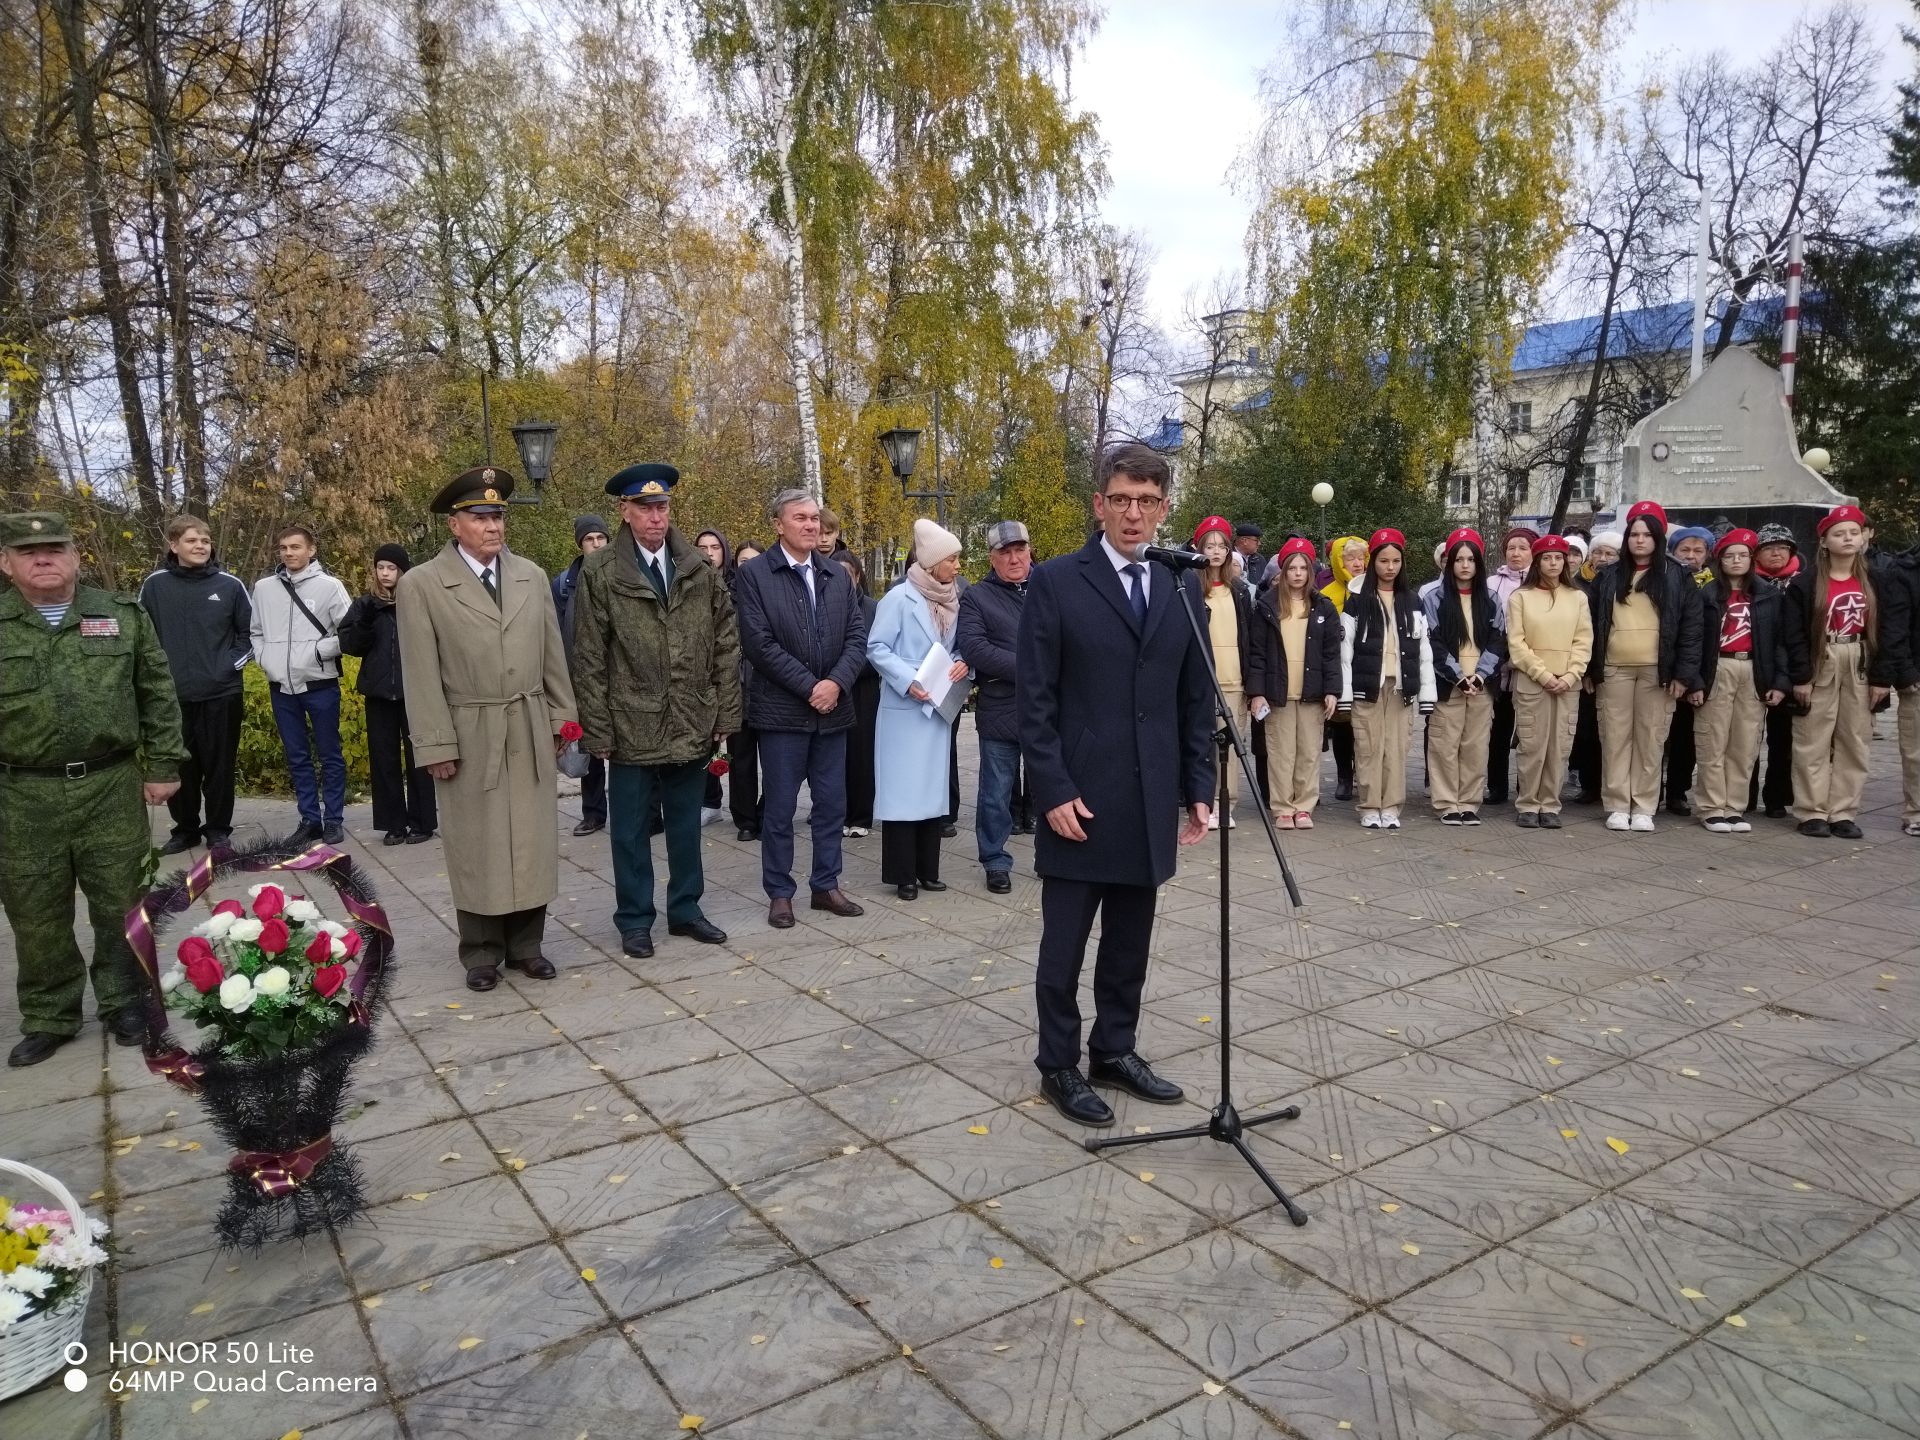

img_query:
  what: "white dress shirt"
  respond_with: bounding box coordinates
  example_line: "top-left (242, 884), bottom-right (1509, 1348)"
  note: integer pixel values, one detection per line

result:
top-left (1101, 534), bottom-right (1148, 605)
top-left (456, 546), bottom-right (500, 590)
top-left (779, 544), bottom-right (817, 604)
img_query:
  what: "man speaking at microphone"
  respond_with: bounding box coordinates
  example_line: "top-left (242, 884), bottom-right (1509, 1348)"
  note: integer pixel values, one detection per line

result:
top-left (1017, 444), bottom-right (1215, 1126)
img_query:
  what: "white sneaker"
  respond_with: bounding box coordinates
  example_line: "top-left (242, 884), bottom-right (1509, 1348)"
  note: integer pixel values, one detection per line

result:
top-left (1382, 809), bottom-right (1402, 830)
top-left (1227, 814), bottom-right (1237, 829)
top-left (1730, 816), bottom-right (1752, 833)
top-left (1629, 813), bottom-right (1655, 833)
top-left (1208, 811), bottom-right (1220, 830)
top-left (1703, 817), bottom-right (1733, 834)
top-left (700, 806), bottom-right (724, 827)
top-left (1360, 811), bottom-right (1381, 829)
top-left (1606, 812), bottom-right (1631, 832)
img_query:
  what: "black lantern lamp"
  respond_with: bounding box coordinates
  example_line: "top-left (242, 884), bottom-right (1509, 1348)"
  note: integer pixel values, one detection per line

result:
top-left (877, 427), bottom-right (923, 482)
top-left (509, 420), bottom-right (559, 505)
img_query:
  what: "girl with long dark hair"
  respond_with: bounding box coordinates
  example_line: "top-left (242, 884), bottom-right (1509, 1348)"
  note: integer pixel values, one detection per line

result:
top-left (1694, 530), bottom-right (1790, 833)
top-left (1338, 528), bottom-right (1435, 829)
top-left (1422, 529), bottom-right (1503, 824)
top-left (1506, 535), bottom-right (1592, 828)
top-left (1247, 538), bottom-right (1342, 828)
top-left (1584, 502), bottom-right (1704, 832)
top-left (1193, 515), bottom-right (1256, 827)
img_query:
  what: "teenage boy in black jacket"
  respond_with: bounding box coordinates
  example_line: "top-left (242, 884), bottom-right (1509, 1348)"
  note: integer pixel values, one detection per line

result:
top-left (138, 515), bottom-right (252, 853)
top-left (956, 521), bottom-right (1032, 892)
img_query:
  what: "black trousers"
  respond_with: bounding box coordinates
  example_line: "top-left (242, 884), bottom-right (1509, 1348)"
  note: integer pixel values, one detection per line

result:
top-left (1570, 688), bottom-right (1602, 796)
top-left (1665, 704), bottom-right (1696, 808)
top-left (1034, 877), bottom-right (1156, 1072)
top-left (727, 729), bottom-right (760, 829)
top-left (363, 695), bottom-right (437, 836)
top-left (1252, 712), bottom-right (1271, 804)
top-left (845, 678), bottom-right (880, 828)
top-left (456, 905), bottom-right (547, 972)
top-left (881, 818), bottom-right (944, 885)
top-left (1485, 689), bottom-right (1516, 801)
top-left (581, 756), bottom-right (608, 825)
top-left (1328, 717), bottom-right (1354, 785)
top-left (948, 724), bottom-right (962, 824)
top-left (167, 693), bottom-right (243, 839)
top-left (1751, 704), bottom-right (1795, 812)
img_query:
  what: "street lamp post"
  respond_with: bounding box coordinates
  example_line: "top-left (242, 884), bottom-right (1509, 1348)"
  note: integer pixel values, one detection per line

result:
top-left (510, 421), bottom-right (559, 505)
top-left (1311, 482), bottom-right (1334, 561)
top-left (877, 391), bottom-right (949, 529)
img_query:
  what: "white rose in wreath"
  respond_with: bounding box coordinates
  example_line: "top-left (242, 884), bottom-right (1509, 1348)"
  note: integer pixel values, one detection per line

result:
top-left (254, 966), bottom-right (292, 998)
top-left (218, 974), bottom-right (255, 1012)
top-left (200, 910), bottom-right (238, 940)
top-left (314, 919), bottom-right (348, 939)
top-left (284, 899), bottom-right (321, 924)
top-left (227, 917), bottom-right (264, 944)
top-left (160, 964), bottom-right (186, 994)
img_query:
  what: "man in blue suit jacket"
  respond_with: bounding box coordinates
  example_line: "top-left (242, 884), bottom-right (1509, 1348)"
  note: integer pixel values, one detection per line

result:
top-left (1017, 444), bottom-right (1215, 1126)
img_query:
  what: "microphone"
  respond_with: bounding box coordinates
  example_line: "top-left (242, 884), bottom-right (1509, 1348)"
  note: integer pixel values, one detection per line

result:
top-left (1129, 542), bottom-right (1209, 571)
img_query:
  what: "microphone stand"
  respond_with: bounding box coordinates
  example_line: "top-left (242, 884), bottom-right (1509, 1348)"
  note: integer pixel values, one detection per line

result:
top-left (1084, 561), bottom-right (1311, 1227)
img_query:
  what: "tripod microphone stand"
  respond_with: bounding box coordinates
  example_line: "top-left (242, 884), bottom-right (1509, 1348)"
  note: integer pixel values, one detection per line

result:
top-left (1085, 562), bottom-right (1311, 1226)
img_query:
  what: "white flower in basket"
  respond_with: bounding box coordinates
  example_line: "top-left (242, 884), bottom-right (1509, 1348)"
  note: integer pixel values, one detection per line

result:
top-left (227, 916), bottom-right (264, 944)
top-left (198, 909), bottom-right (238, 940)
top-left (0, 1160), bottom-right (108, 1401)
top-left (219, 974), bottom-right (256, 1012)
top-left (284, 898), bottom-right (322, 923)
top-left (254, 966), bottom-right (292, 998)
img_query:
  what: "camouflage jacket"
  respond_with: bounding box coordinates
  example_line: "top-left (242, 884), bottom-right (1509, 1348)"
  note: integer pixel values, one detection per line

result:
top-left (0, 584), bottom-right (187, 780)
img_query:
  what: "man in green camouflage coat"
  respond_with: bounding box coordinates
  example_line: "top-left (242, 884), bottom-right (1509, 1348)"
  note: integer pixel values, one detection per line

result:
top-left (0, 512), bottom-right (186, 1067)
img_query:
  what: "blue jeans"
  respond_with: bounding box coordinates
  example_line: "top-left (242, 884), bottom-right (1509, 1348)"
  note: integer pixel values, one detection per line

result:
top-left (975, 736), bottom-right (1020, 876)
top-left (269, 680), bottom-right (347, 828)
top-left (758, 729), bottom-right (846, 898)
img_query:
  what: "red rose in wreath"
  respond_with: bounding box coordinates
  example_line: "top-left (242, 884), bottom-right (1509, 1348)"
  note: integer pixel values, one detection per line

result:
top-left (559, 721), bottom-right (584, 743)
top-left (257, 917), bottom-right (291, 955)
top-left (305, 931), bottom-right (335, 964)
top-left (212, 898), bottom-right (247, 920)
top-left (252, 885), bottom-right (286, 920)
top-left (340, 928), bottom-right (362, 959)
top-left (179, 936), bottom-right (224, 993)
top-left (312, 964), bottom-right (347, 999)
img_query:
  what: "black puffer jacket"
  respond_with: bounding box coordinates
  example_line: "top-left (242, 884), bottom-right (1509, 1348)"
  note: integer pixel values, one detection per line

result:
top-left (1780, 566), bottom-right (1903, 688)
top-left (1585, 561), bottom-right (1705, 690)
top-left (1872, 550), bottom-right (1918, 690)
top-left (338, 593), bottom-right (404, 701)
top-left (1698, 579), bottom-right (1791, 700)
top-left (955, 572), bottom-right (1024, 742)
top-left (1245, 589), bottom-right (1342, 705)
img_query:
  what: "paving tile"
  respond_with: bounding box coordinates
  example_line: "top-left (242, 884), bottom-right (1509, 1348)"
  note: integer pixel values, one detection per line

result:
top-left (1556, 1059), bottom-right (1774, 1145)
top-left (814, 1061), bottom-right (1000, 1142)
top-left (1709, 1110), bottom-right (1920, 1209)
top-left (569, 1190), bottom-right (791, 1319)
top-left (1098, 1126), bottom-right (1339, 1223)
top-left (1705, 1006), bottom-right (1909, 1069)
top-left (1809, 1208), bottom-right (1920, 1314)
top-left (402, 1329), bottom-right (679, 1439)
top-left (629, 1051), bottom-right (799, 1125)
top-left (440, 1044), bottom-right (610, 1114)
top-left (1631, 1031), bottom-right (1850, 1106)
top-left (1249, 1084), bottom-right (1441, 1176)
top-left (1618, 1149), bottom-right (1880, 1266)
top-left (631, 1267), bottom-right (891, 1429)
top-left (1361, 1134), bottom-right (1598, 1243)
top-left (1090, 1230), bottom-right (1355, 1377)
top-left (518, 1132), bottom-right (717, 1233)
top-left (888, 1107), bottom-right (1095, 1201)
top-left (1312, 938), bottom-right (1469, 986)
top-left (1122, 1393), bottom-right (1291, 1440)
top-left (699, 992), bottom-right (859, 1050)
top-left (468, 1081), bottom-right (655, 1167)
top-left (1237, 1175), bottom-right (1490, 1305)
top-left (1584, 1333), bottom-right (1908, 1439)
top-left (118, 1233), bottom-right (348, 1341)
top-left (1236, 1014), bottom-right (1413, 1079)
top-left (110, 1172), bottom-right (230, 1271)
top-left (815, 1208), bottom-right (1065, 1344)
top-left (363, 1243), bottom-right (605, 1395)
top-left (1237, 959), bottom-right (1392, 1011)
top-left (1389, 1246), bottom-right (1684, 1409)
top-left (1512, 1195), bottom-right (1796, 1331)
top-left (866, 996), bottom-right (1033, 1060)
top-left (750, 1022), bottom-right (919, 1089)
top-left (679, 1096), bottom-right (866, 1185)
top-left (1234, 1312), bottom-right (1551, 1439)
top-left (918, 1288), bottom-right (1205, 1440)
top-left (1337, 1051), bottom-right (1536, 1129)
top-left (739, 1146), bottom-right (955, 1255)
top-left (709, 1358), bottom-right (987, 1439)
top-left (575, 1016), bottom-right (738, 1081)
top-left (1316, 988), bottom-right (1500, 1048)
top-left (0, 1093), bottom-right (103, 1165)
top-left (1515, 995), bottom-right (1708, 1060)
top-left (1459, 1094), bottom-right (1692, 1185)
top-left (337, 1174), bottom-right (548, 1290)
top-left (403, 1003), bottom-right (580, 1065)
top-left (350, 1118), bottom-right (500, 1205)
top-left (990, 1163), bottom-right (1213, 1278)
top-left (1708, 1270), bottom-right (1920, 1434)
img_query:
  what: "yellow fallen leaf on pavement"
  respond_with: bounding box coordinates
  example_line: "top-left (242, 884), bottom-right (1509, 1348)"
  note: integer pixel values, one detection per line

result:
top-left (680, 1417), bottom-right (705, 1431)
top-left (842, 1145), bottom-right (861, 1155)
top-left (405, 1192), bottom-right (431, 1202)
top-left (191, 1399), bottom-right (210, 1414)
top-left (750, 1335), bottom-right (767, 1345)
top-left (1679, 1287), bottom-right (1708, 1300)
top-left (1072, 1318), bottom-right (1085, 1327)
top-left (902, 1344), bottom-right (913, 1355)
top-left (1792, 1181), bottom-right (1813, 1191)
top-left (1605, 1137), bottom-right (1630, 1155)
top-left (1724, 1314), bottom-right (1748, 1328)
top-left (281, 1431), bottom-right (303, 1440)
top-left (580, 1268), bottom-right (597, 1282)
top-left (1560, 1129), bottom-right (1579, 1140)
top-left (438, 1152), bottom-right (461, 1162)
top-left (457, 1337), bottom-right (482, 1350)
top-left (362, 1296), bottom-right (382, 1309)
top-left (1401, 1242), bottom-right (1420, 1256)
top-left (1568, 1335), bottom-right (1585, 1347)
top-left (1139, 1172), bottom-right (1155, 1183)
top-left (967, 1125), bottom-right (990, 1135)
top-left (1679, 1068), bottom-right (1702, 1078)
top-left (1338, 1424), bottom-right (1353, 1432)
top-left (1201, 1380), bottom-right (1225, 1396)
top-left (1198, 1015), bottom-right (1212, 1024)
top-left (1379, 1203), bottom-right (1400, 1213)
top-left (446, 1003), bottom-right (461, 1010)
top-left (1545, 1056), bottom-right (1564, 1066)
top-left (989, 1257), bottom-right (1004, 1269)
top-left (191, 1302), bottom-right (216, 1315)
top-left (608, 1174), bottom-right (628, 1185)
top-left (983, 1199), bottom-right (1001, 1209)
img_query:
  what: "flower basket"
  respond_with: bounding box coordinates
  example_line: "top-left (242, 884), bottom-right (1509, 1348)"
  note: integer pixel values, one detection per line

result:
top-left (0, 1159), bottom-right (104, 1402)
top-left (124, 839), bottom-right (395, 1251)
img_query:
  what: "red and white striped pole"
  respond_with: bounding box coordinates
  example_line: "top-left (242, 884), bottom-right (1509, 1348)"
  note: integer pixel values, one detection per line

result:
top-left (1780, 227), bottom-right (1803, 409)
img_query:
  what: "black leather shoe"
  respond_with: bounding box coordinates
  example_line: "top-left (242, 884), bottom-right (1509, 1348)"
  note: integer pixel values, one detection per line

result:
top-left (1089, 1052), bottom-right (1184, 1105)
top-left (986, 871), bottom-right (1011, 894)
top-left (158, 832), bottom-right (199, 856)
top-left (1516, 811), bottom-right (1539, 828)
top-left (382, 830), bottom-right (408, 847)
top-left (1797, 818), bottom-right (1831, 837)
top-left (574, 817), bottom-right (605, 836)
top-left (406, 829), bottom-right (435, 844)
top-left (204, 829), bottom-right (232, 850)
top-left (1666, 801), bottom-right (1692, 818)
top-left (289, 821), bottom-right (322, 844)
top-left (1765, 804), bottom-right (1789, 819)
top-left (622, 930), bottom-right (654, 958)
top-left (7, 1033), bottom-right (71, 1068)
top-left (1040, 1068), bottom-right (1114, 1127)
top-left (809, 889), bottom-right (864, 917)
top-left (465, 967), bottom-right (499, 992)
top-left (940, 822), bottom-right (958, 838)
top-left (917, 878), bottom-right (947, 892)
top-left (1540, 812), bottom-right (1563, 829)
top-left (895, 883), bottom-right (919, 901)
top-left (669, 918), bottom-right (727, 945)
top-left (736, 826), bottom-right (759, 842)
top-left (1335, 779), bottom-right (1353, 802)
top-left (505, 955), bottom-right (557, 980)
top-left (321, 821), bottom-right (346, 844)
top-left (1829, 819), bottom-right (1864, 840)
top-left (1459, 810), bottom-right (1482, 826)
top-left (109, 1009), bottom-right (145, 1047)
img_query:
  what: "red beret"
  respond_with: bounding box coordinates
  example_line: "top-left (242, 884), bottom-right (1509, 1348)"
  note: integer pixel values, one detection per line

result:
top-left (1369, 527), bottom-right (1406, 553)
top-left (1445, 527), bottom-right (1484, 554)
top-left (1817, 504), bottom-right (1867, 536)
top-left (1192, 515), bottom-right (1233, 547)
top-left (1276, 536), bottom-right (1317, 567)
top-left (1531, 534), bottom-right (1571, 556)
top-left (1625, 500), bottom-right (1668, 528)
top-left (1715, 527), bottom-right (1759, 556)
top-left (1502, 526), bottom-right (1540, 547)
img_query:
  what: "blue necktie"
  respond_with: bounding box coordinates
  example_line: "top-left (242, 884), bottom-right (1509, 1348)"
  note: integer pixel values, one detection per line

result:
top-left (1123, 563), bottom-right (1147, 627)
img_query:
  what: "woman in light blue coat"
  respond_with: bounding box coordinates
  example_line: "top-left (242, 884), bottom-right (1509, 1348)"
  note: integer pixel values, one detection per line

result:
top-left (869, 518), bottom-right (970, 899)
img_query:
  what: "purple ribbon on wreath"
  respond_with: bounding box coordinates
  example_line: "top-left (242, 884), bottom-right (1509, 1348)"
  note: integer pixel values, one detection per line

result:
top-left (229, 1134), bottom-right (336, 1199)
top-left (124, 842), bottom-right (393, 1094)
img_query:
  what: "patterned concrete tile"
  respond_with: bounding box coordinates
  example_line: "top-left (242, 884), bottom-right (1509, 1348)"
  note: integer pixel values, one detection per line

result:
top-left (739, 1146), bottom-right (955, 1255)
top-left (1556, 1058), bottom-right (1774, 1145)
top-left (1123, 1393), bottom-right (1291, 1440)
top-left (1237, 1176), bottom-right (1491, 1305)
top-left (568, 1190), bottom-right (792, 1319)
top-left (1618, 1149), bottom-right (1881, 1266)
top-left (468, 1081), bottom-right (656, 1167)
top-left (991, 1163), bottom-right (1213, 1279)
top-left (1460, 1095), bottom-right (1692, 1186)
top-left (401, 1329), bottom-right (679, 1439)
top-left (629, 1051), bottom-right (799, 1125)
top-left (1809, 1208), bottom-right (1920, 1314)
top-left (1338, 1050), bottom-right (1537, 1129)
top-left (1361, 1134), bottom-right (1599, 1243)
top-left (1632, 1031), bottom-right (1851, 1106)
top-left (679, 1096), bottom-right (866, 1185)
top-left (750, 1022), bottom-right (919, 1089)
top-left (814, 1061), bottom-right (1001, 1142)
top-left (888, 1107), bottom-right (1096, 1201)
top-left (1709, 1110), bottom-right (1920, 1209)
top-left (1429, 1022), bottom-right (1623, 1091)
top-left (517, 1133), bottom-right (717, 1233)
top-left (1236, 1014), bottom-right (1414, 1080)
top-left (918, 1288), bottom-right (1205, 1440)
top-left (350, 1118), bottom-right (501, 1205)
top-left (573, 1015), bottom-right (737, 1081)
top-left (441, 1043), bottom-right (613, 1115)
top-left (709, 1359), bottom-right (987, 1439)
top-left (118, 1233), bottom-right (348, 1342)
top-left (337, 1174), bottom-right (548, 1290)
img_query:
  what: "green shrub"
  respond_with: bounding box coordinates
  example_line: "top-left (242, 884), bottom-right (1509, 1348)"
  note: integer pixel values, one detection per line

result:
top-left (236, 659), bottom-right (372, 800)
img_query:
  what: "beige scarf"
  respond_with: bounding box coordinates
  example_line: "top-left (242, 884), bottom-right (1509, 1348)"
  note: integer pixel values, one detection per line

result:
top-left (907, 561), bottom-right (958, 638)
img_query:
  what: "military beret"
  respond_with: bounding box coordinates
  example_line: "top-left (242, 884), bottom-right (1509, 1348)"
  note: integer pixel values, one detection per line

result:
top-left (607, 463), bottom-right (678, 502)
top-left (0, 511), bottom-right (74, 547)
top-left (430, 466), bottom-right (514, 515)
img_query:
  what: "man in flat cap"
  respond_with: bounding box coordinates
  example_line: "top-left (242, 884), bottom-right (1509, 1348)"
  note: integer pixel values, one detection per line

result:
top-left (0, 512), bottom-right (187, 1065)
top-left (572, 464), bottom-right (741, 959)
top-left (396, 468), bottom-right (579, 991)
top-left (552, 514), bottom-right (612, 835)
top-left (956, 520), bottom-right (1033, 893)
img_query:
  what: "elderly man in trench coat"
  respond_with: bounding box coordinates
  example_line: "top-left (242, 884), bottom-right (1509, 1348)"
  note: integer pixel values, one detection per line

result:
top-left (398, 466), bottom-right (579, 992)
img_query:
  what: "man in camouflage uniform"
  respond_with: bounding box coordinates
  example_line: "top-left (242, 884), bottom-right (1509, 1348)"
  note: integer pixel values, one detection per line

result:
top-left (572, 463), bottom-right (741, 960)
top-left (0, 512), bottom-right (186, 1066)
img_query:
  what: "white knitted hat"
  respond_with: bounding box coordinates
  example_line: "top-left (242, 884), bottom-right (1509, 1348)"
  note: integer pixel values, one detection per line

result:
top-left (913, 517), bottom-right (962, 566)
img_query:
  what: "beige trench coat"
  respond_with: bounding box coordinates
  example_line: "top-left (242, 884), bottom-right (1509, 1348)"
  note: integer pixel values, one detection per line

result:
top-left (397, 544), bottom-right (578, 915)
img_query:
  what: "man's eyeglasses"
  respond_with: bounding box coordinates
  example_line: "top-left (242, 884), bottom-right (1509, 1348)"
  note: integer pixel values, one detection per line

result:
top-left (1101, 492), bottom-right (1166, 516)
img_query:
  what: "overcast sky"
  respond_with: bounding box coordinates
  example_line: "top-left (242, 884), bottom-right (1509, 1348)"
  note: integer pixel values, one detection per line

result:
top-left (1076, 0), bottom-right (1917, 341)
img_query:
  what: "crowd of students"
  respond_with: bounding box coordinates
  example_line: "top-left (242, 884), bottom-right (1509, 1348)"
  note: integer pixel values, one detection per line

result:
top-left (1197, 502), bottom-right (1919, 838)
